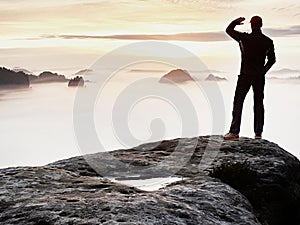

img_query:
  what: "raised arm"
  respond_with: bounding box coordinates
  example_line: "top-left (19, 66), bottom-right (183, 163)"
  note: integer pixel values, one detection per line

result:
top-left (226, 17), bottom-right (246, 42)
top-left (264, 41), bottom-right (276, 74)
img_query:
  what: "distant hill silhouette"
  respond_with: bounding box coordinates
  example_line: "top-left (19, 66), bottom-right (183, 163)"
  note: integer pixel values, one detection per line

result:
top-left (29, 71), bottom-right (69, 83)
top-left (205, 74), bottom-right (227, 81)
top-left (160, 69), bottom-right (194, 83)
top-left (68, 76), bottom-right (84, 87)
top-left (12, 67), bottom-right (33, 75)
top-left (265, 68), bottom-right (300, 81)
top-left (0, 66), bottom-right (71, 89)
top-left (271, 68), bottom-right (300, 75)
top-left (0, 67), bottom-right (29, 89)
top-left (75, 69), bottom-right (93, 76)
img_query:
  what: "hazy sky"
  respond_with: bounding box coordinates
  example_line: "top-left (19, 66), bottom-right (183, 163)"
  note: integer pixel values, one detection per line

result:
top-left (1, 0), bottom-right (300, 75)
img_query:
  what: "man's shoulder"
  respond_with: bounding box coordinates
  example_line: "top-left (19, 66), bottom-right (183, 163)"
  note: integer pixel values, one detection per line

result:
top-left (261, 32), bottom-right (273, 43)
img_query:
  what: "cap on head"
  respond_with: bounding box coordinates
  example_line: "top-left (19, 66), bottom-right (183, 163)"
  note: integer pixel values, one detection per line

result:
top-left (250, 16), bottom-right (263, 29)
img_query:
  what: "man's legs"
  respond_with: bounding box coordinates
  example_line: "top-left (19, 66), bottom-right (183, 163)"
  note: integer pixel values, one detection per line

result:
top-left (252, 76), bottom-right (265, 136)
top-left (229, 75), bottom-right (252, 134)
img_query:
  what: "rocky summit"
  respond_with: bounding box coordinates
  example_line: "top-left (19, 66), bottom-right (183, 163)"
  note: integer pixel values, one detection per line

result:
top-left (1, 136), bottom-right (300, 225)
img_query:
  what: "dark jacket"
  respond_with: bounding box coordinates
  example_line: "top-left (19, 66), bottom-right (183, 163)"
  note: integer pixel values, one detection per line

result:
top-left (226, 20), bottom-right (276, 76)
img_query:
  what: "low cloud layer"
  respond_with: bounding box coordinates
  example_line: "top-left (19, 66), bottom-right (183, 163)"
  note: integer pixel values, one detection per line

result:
top-left (24, 25), bottom-right (299, 43)
top-left (43, 32), bottom-right (229, 42)
top-left (264, 25), bottom-right (300, 37)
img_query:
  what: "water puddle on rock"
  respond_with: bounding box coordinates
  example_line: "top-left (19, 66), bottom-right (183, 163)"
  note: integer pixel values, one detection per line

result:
top-left (109, 177), bottom-right (184, 191)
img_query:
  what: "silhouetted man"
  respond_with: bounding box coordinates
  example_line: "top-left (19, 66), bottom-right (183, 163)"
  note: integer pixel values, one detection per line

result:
top-left (224, 16), bottom-right (276, 140)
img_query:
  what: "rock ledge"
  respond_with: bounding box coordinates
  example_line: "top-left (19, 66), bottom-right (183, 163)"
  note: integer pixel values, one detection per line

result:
top-left (1, 136), bottom-right (300, 225)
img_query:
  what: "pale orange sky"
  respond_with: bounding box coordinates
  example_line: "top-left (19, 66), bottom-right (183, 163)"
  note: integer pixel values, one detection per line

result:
top-left (0, 0), bottom-right (300, 75)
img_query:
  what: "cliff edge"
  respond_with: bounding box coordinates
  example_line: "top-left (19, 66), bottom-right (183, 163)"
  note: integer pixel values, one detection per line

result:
top-left (1, 136), bottom-right (299, 225)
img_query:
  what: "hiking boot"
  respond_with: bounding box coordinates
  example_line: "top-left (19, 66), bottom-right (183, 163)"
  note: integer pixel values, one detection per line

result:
top-left (255, 134), bottom-right (262, 139)
top-left (224, 132), bottom-right (239, 141)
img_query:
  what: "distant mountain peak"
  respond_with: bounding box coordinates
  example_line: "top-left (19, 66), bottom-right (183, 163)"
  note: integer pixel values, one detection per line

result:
top-left (75, 69), bottom-right (93, 75)
top-left (205, 74), bottom-right (227, 81)
top-left (160, 69), bottom-right (194, 83)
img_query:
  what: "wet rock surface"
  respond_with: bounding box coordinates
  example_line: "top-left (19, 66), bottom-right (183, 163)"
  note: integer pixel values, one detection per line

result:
top-left (1, 136), bottom-right (300, 225)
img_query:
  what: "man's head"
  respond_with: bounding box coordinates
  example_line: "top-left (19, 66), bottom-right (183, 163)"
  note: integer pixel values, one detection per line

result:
top-left (250, 16), bottom-right (263, 30)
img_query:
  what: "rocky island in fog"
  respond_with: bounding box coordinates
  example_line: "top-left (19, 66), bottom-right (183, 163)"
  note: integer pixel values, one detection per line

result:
top-left (68, 76), bottom-right (84, 87)
top-left (160, 69), bottom-right (195, 83)
top-left (205, 74), bottom-right (227, 81)
top-left (0, 67), bottom-right (29, 89)
top-left (0, 67), bottom-right (71, 89)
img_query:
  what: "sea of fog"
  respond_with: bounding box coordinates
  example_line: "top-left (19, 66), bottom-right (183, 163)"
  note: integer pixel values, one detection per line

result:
top-left (0, 69), bottom-right (299, 170)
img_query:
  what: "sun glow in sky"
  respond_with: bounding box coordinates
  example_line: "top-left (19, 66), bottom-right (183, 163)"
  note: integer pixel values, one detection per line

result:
top-left (1, 0), bottom-right (300, 75)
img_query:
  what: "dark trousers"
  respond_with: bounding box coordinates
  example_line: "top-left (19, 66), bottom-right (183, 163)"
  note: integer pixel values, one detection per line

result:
top-left (229, 74), bottom-right (265, 135)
